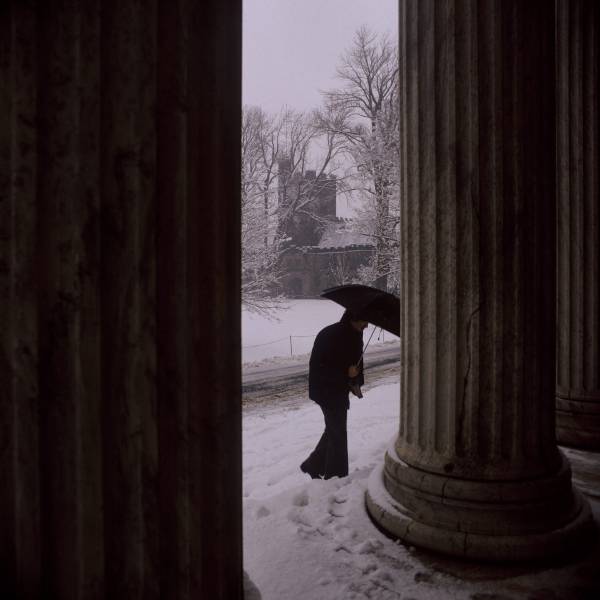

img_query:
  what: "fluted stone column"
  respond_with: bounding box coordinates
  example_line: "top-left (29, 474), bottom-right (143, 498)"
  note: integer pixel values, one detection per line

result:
top-left (0, 1), bottom-right (242, 598)
top-left (556, 0), bottom-right (600, 451)
top-left (367, 0), bottom-right (593, 561)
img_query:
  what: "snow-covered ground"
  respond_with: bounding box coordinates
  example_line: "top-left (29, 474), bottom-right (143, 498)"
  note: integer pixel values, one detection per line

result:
top-left (242, 299), bottom-right (399, 366)
top-left (243, 382), bottom-right (408, 600)
top-left (242, 301), bottom-right (600, 599)
top-left (243, 381), bottom-right (600, 600)
top-left (242, 384), bottom-right (473, 600)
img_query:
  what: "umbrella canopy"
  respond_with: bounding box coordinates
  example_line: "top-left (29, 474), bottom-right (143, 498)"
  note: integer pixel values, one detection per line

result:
top-left (321, 284), bottom-right (400, 337)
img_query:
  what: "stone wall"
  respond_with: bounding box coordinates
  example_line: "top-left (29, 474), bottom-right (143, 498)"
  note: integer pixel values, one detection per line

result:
top-left (279, 246), bottom-right (375, 297)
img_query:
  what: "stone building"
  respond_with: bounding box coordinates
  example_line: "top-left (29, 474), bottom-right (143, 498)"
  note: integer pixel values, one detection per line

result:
top-left (279, 227), bottom-right (375, 298)
top-left (277, 160), bottom-right (375, 297)
top-left (277, 159), bottom-right (337, 247)
top-left (0, 1), bottom-right (598, 599)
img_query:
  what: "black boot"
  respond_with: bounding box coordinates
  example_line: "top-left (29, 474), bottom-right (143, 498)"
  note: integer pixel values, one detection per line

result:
top-left (300, 460), bottom-right (321, 479)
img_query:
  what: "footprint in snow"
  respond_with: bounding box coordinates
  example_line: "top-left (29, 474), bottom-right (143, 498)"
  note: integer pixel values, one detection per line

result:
top-left (355, 538), bottom-right (384, 555)
top-left (255, 505), bottom-right (270, 519)
top-left (329, 520), bottom-right (357, 549)
top-left (292, 489), bottom-right (309, 507)
top-left (286, 506), bottom-right (313, 528)
top-left (328, 507), bottom-right (347, 518)
top-left (361, 561), bottom-right (378, 575)
top-left (332, 494), bottom-right (348, 504)
top-left (327, 493), bottom-right (350, 518)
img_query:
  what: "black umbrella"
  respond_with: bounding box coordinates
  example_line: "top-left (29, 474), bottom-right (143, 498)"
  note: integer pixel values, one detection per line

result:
top-left (320, 284), bottom-right (400, 337)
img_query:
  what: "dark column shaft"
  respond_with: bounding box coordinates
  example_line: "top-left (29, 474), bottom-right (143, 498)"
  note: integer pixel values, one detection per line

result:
top-left (556, 0), bottom-right (600, 451)
top-left (398, 0), bottom-right (559, 480)
top-left (0, 1), bottom-right (242, 598)
top-left (367, 0), bottom-right (593, 561)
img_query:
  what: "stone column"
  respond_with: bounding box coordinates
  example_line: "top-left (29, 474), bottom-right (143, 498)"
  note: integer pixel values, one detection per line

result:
top-left (367, 0), bottom-right (593, 561)
top-left (0, 1), bottom-right (242, 598)
top-left (556, 0), bottom-right (600, 451)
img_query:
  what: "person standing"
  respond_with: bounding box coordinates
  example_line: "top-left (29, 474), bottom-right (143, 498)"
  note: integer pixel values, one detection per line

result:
top-left (300, 310), bottom-right (368, 479)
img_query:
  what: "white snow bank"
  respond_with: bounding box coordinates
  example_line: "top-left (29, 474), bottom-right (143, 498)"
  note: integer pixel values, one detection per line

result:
top-left (242, 299), bottom-right (399, 364)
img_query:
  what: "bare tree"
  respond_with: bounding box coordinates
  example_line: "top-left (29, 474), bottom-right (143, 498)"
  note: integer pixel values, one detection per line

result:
top-left (325, 27), bottom-right (397, 126)
top-left (328, 252), bottom-right (354, 286)
top-left (318, 27), bottom-right (400, 292)
top-left (241, 106), bottom-right (284, 313)
top-left (241, 105), bottom-right (348, 310)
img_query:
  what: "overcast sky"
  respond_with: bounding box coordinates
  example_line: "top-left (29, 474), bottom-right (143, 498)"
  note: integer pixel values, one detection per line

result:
top-left (243, 0), bottom-right (398, 113)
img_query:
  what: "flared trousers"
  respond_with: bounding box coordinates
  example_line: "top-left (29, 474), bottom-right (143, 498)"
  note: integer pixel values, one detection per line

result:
top-left (301, 405), bottom-right (348, 479)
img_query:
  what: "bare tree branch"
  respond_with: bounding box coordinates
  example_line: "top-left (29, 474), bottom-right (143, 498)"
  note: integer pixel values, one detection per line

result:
top-left (318, 27), bottom-right (400, 292)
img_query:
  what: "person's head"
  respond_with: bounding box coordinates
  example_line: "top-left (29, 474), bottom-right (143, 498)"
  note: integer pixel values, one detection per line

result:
top-left (350, 319), bottom-right (368, 332)
top-left (341, 309), bottom-right (369, 332)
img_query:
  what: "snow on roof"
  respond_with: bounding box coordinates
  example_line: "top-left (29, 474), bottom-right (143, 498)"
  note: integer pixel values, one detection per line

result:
top-left (317, 228), bottom-right (374, 249)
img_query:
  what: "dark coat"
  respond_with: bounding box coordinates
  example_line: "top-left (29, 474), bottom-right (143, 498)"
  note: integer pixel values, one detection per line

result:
top-left (308, 314), bottom-right (364, 410)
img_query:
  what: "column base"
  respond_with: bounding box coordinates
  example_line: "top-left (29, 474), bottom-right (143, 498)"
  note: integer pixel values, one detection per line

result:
top-left (366, 446), bottom-right (595, 562)
top-left (556, 393), bottom-right (600, 451)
